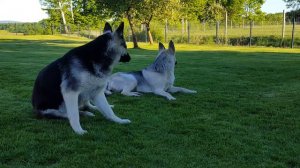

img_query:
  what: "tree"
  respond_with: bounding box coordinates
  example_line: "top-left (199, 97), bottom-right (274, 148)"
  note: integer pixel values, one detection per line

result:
top-left (97, 0), bottom-right (143, 48)
top-left (243, 0), bottom-right (265, 21)
top-left (136, 0), bottom-right (181, 44)
top-left (283, 0), bottom-right (300, 9)
top-left (40, 0), bottom-right (72, 33)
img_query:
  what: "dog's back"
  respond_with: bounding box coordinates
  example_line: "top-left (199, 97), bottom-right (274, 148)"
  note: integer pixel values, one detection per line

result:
top-left (32, 58), bottom-right (64, 118)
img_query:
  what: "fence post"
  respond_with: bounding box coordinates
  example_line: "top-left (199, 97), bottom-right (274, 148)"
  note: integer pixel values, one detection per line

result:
top-left (34, 23), bottom-right (37, 35)
top-left (215, 21), bottom-right (220, 44)
top-left (181, 18), bottom-right (184, 41)
top-left (15, 23), bottom-right (17, 35)
top-left (128, 27), bottom-right (131, 42)
top-left (281, 10), bottom-right (286, 47)
top-left (164, 19), bottom-right (168, 43)
top-left (187, 21), bottom-right (190, 43)
top-left (88, 25), bottom-right (91, 39)
top-left (291, 13), bottom-right (295, 48)
top-left (249, 20), bottom-right (253, 47)
top-left (77, 24), bottom-right (80, 36)
top-left (51, 23), bottom-right (54, 35)
top-left (225, 10), bottom-right (228, 45)
top-left (145, 24), bottom-right (148, 43)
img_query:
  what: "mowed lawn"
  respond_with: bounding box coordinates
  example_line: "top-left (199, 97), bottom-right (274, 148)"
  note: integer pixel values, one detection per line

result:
top-left (0, 34), bottom-right (299, 168)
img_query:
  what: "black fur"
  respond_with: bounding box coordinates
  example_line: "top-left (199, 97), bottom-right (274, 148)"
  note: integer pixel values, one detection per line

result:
top-left (32, 23), bottom-right (130, 118)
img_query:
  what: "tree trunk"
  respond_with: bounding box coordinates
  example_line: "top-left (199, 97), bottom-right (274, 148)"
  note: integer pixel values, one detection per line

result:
top-left (126, 13), bottom-right (139, 48)
top-left (145, 23), bottom-right (153, 44)
top-left (281, 10), bottom-right (285, 47)
top-left (291, 13), bottom-right (295, 48)
top-left (58, 1), bottom-right (68, 34)
top-left (70, 0), bottom-right (74, 22)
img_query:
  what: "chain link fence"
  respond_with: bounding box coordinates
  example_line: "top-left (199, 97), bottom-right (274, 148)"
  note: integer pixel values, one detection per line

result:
top-left (0, 19), bottom-right (299, 48)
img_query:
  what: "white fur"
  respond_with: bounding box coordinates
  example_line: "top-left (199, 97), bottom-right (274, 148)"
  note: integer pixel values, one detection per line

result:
top-left (58, 57), bottom-right (129, 134)
top-left (106, 42), bottom-right (197, 100)
top-left (93, 92), bottom-right (131, 124)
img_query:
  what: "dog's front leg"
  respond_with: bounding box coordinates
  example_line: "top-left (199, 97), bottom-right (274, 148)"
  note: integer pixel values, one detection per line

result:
top-left (62, 91), bottom-right (87, 135)
top-left (167, 86), bottom-right (197, 94)
top-left (94, 92), bottom-right (131, 124)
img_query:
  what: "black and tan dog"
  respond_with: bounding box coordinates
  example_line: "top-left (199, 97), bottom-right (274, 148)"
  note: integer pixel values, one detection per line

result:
top-left (32, 22), bottom-right (131, 135)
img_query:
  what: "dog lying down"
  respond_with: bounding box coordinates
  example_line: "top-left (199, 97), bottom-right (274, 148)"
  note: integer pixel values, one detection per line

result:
top-left (32, 22), bottom-right (131, 135)
top-left (106, 41), bottom-right (197, 100)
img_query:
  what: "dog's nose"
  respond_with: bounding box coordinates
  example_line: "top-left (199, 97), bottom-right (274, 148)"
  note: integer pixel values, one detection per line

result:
top-left (119, 53), bottom-right (131, 62)
top-left (175, 61), bottom-right (177, 65)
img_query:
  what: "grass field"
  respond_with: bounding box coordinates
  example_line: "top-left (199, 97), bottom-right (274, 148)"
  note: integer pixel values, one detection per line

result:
top-left (0, 33), bottom-right (299, 168)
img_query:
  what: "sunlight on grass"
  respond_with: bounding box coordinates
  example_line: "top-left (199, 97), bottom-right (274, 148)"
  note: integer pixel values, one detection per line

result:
top-left (0, 34), bottom-right (299, 167)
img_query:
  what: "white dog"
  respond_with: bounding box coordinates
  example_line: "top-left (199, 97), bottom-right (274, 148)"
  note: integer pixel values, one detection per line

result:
top-left (106, 41), bottom-right (197, 100)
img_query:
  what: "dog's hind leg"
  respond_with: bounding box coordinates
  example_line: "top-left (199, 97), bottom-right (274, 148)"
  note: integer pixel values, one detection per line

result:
top-left (80, 111), bottom-right (95, 117)
top-left (62, 91), bottom-right (87, 135)
top-left (94, 92), bottom-right (131, 124)
top-left (167, 86), bottom-right (197, 94)
top-left (40, 109), bottom-right (68, 119)
top-left (120, 80), bottom-right (141, 97)
top-left (153, 89), bottom-right (176, 100)
top-left (121, 90), bottom-right (142, 96)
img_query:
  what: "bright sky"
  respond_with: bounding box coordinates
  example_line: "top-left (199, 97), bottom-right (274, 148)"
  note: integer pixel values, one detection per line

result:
top-left (0, 0), bottom-right (48, 22)
top-left (0, 0), bottom-right (291, 22)
top-left (261, 0), bottom-right (289, 14)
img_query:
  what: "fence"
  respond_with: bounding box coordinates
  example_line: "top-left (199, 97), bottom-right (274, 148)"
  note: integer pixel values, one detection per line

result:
top-left (0, 19), bottom-right (299, 48)
top-left (133, 20), bottom-right (300, 48)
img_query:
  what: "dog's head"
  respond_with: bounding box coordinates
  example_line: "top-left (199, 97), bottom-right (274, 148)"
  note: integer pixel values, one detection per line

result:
top-left (149, 41), bottom-right (176, 73)
top-left (157, 40), bottom-right (176, 66)
top-left (103, 22), bottom-right (131, 63)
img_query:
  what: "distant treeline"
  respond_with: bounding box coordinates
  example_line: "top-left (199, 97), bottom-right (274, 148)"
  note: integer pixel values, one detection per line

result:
top-left (0, 11), bottom-right (298, 36)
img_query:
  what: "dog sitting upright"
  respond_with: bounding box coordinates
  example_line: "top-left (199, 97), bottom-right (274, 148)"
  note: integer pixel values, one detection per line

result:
top-left (106, 41), bottom-right (197, 100)
top-left (32, 22), bottom-right (131, 135)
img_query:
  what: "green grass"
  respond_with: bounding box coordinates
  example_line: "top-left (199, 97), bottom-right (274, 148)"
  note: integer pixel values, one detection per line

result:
top-left (0, 34), bottom-right (299, 168)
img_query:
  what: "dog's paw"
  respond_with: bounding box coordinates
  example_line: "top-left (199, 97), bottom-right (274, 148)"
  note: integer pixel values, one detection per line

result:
top-left (74, 129), bottom-right (88, 135)
top-left (119, 119), bottom-right (131, 124)
top-left (122, 91), bottom-right (142, 97)
top-left (167, 96), bottom-right (176, 100)
top-left (132, 92), bottom-right (142, 96)
top-left (105, 90), bottom-right (112, 95)
top-left (189, 90), bottom-right (197, 94)
top-left (85, 111), bottom-right (95, 117)
top-left (110, 104), bottom-right (115, 108)
top-left (80, 111), bottom-right (95, 117)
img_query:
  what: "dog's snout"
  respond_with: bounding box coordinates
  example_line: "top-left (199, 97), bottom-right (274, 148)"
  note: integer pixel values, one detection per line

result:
top-left (119, 53), bottom-right (131, 62)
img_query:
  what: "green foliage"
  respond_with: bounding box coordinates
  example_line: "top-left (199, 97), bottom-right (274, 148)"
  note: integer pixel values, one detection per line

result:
top-left (283, 0), bottom-right (300, 9)
top-left (243, 0), bottom-right (265, 21)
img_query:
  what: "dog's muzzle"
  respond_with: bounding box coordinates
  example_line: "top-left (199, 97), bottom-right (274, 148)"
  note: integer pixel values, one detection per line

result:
top-left (119, 53), bottom-right (131, 62)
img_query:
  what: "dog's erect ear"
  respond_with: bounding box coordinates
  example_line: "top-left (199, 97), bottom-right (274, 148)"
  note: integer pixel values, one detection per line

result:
top-left (168, 40), bottom-right (175, 55)
top-left (103, 22), bottom-right (112, 33)
top-left (115, 22), bottom-right (124, 36)
top-left (159, 42), bottom-right (165, 51)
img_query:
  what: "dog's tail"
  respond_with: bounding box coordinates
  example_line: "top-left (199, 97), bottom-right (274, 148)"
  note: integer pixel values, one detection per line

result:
top-left (34, 109), bottom-right (68, 119)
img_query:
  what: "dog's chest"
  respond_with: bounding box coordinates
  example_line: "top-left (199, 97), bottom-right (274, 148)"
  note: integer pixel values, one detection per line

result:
top-left (165, 71), bottom-right (175, 89)
top-left (78, 71), bottom-right (107, 98)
